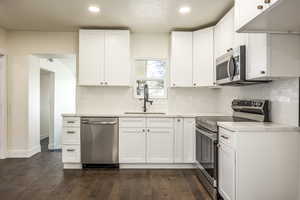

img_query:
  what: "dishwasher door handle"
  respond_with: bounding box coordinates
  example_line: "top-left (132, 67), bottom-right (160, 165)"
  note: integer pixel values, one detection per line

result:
top-left (89, 121), bottom-right (117, 125)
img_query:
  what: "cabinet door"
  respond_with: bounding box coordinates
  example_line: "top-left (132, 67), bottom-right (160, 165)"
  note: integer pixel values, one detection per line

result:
top-left (79, 30), bottom-right (105, 86)
top-left (221, 9), bottom-right (234, 53)
top-left (214, 9), bottom-right (234, 59)
top-left (147, 128), bottom-right (174, 163)
top-left (174, 118), bottom-right (184, 163)
top-left (105, 30), bottom-right (130, 86)
top-left (235, 0), bottom-right (265, 31)
top-left (119, 128), bottom-right (146, 163)
top-left (170, 32), bottom-right (193, 87)
top-left (219, 143), bottom-right (236, 200)
top-left (193, 28), bottom-right (214, 87)
top-left (246, 33), bottom-right (268, 80)
top-left (183, 118), bottom-right (195, 163)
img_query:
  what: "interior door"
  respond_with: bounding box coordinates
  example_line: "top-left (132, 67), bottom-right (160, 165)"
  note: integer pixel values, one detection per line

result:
top-left (105, 30), bottom-right (130, 86)
top-left (79, 30), bottom-right (105, 86)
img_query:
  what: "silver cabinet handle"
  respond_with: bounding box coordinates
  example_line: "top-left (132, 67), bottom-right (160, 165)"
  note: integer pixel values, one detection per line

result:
top-left (67, 131), bottom-right (75, 134)
top-left (67, 121), bottom-right (75, 124)
top-left (147, 129), bottom-right (150, 132)
top-left (221, 135), bottom-right (229, 140)
top-left (67, 149), bottom-right (75, 152)
top-left (260, 70), bottom-right (266, 74)
top-left (177, 119), bottom-right (181, 122)
top-left (142, 129), bottom-right (145, 132)
top-left (264, 0), bottom-right (271, 3)
top-left (257, 5), bottom-right (264, 9)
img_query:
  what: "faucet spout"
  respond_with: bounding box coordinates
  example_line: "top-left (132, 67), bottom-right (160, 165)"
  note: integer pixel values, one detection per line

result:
top-left (143, 84), bottom-right (153, 113)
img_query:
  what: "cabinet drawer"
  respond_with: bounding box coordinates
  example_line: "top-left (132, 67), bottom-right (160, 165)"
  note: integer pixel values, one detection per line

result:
top-left (219, 128), bottom-right (235, 147)
top-left (62, 127), bottom-right (80, 145)
top-left (62, 145), bottom-right (81, 163)
top-left (63, 117), bottom-right (80, 127)
top-left (119, 118), bottom-right (146, 128)
top-left (146, 118), bottom-right (174, 128)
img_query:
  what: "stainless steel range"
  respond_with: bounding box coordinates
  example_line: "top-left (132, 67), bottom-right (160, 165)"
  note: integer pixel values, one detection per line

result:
top-left (195, 99), bottom-right (270, 200)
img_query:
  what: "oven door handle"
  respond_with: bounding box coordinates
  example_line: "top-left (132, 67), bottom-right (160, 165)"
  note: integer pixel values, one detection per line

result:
top-left (196, 127), bottom-right (217, 141)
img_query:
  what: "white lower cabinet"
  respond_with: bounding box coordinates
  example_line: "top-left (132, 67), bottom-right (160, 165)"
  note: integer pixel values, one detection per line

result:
top-left (218, 127), bottom-right (300, 200)
top-left (183, 118), bottom-right (195, 163)
top-left (147, 128), bottom-right (174, 163)
top-left (218, 142), bottom-right (236, 200)
top-left (119, 117), bottom-right (195, 165)
top-left (119, 128), bottom-right (146, 163)
top-left (62, 116), bottom-right (81, 169)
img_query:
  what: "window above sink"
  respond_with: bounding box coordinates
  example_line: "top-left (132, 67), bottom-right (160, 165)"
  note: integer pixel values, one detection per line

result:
top-left (134, 59), bottom-right (167, 99)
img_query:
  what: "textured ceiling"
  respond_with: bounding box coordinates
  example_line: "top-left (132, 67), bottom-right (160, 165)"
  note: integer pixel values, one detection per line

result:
top-left (0, 0), bottom-right (233, 32)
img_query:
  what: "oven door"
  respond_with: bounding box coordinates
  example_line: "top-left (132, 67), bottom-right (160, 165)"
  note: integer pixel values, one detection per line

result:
top-left (196, 127), bottom-right (218, 187)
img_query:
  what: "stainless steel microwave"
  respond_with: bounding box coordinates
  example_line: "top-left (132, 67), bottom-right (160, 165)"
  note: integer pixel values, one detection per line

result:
top-left (216, 46), bottom-right (246, 85)
top-left (215, 45), bottom-right (270, 86)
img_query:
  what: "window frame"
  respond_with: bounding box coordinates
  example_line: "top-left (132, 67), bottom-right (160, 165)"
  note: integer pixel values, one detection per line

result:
top-left (133, 58), bottom-right (168, 99)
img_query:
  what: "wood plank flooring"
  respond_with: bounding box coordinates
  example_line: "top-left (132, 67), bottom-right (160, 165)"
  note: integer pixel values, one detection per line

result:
top-left (0, 149), bottom-right (212, 200)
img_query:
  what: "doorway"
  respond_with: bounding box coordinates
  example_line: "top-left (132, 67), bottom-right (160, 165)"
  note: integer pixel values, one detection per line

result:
top-left (40, 69), bottom-right (54, 152)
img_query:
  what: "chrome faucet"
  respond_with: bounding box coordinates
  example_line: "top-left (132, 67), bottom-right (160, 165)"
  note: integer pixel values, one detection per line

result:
top-left (143, 84), bottom-right (153, 113)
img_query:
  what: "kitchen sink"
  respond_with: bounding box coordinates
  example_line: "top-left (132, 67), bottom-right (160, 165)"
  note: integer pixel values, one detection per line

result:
top-left (124, 112), bottom-right (166, 115)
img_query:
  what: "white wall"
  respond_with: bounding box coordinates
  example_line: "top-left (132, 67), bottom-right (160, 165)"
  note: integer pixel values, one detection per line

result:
top-left (39, 58), bottom-right (76, 149)
top-left (7, 31), bottom-right (77, 156)
top-left (77, 33), bottom-right (220, 114)
top-left (40, 70), bottom-right (53, 140)
top-left (216, 78), bottom-right (299, 126)
top-left (0, 27), bottom-right (7, 158)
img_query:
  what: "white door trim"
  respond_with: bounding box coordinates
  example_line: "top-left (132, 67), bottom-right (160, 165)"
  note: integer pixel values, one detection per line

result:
top-left (0, 50), bottom-right (7, 159)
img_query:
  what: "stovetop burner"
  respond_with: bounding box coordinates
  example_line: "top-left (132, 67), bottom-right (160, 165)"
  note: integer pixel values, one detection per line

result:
top-left (196, 116), bottom-right (255, 133)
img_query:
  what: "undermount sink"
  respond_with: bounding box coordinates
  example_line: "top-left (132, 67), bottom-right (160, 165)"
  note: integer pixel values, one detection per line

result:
top-left (124, 112), bottom-right (166, 115)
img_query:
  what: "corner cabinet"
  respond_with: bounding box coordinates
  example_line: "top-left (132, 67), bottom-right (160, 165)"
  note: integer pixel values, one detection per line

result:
top-left (170, 30), bottom-right (215, 88)
top-left (193, 28), bottom-right (215, 87)
top-left (79, 29), bottom-right (130, 86)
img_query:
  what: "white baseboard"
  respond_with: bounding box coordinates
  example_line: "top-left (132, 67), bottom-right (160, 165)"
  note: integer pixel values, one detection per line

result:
top-left (120, 163), bottom-right (197, 169)
top-left (48, 143), bottom-right (61, 150)
top-left (7, 145), bottom-right (41, 158)
top-left (64, 163), bottom-right (82, 169)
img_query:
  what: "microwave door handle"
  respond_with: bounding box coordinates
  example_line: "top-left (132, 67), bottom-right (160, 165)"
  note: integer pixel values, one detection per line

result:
top-left (227, 56), bottom-right (235, 80)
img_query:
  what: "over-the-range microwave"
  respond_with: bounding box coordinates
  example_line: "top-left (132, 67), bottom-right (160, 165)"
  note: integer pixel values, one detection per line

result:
top-left (215, 45), bottom-right (269, 86)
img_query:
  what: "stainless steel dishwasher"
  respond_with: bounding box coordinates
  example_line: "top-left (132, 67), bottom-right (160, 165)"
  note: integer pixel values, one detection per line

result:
top-left (81, 117), bottom-right (118, 166)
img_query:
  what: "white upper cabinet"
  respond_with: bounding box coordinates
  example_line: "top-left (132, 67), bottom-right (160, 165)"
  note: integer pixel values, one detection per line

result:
top-left (79, 30), bottom-right (105, 86)
top-left (79, 29), bottom-right (130, 86)
top-left (246, 33), bottom-right (300, 80)
top-left (235, 0), bottom-right (300, 33)
top-left (214, 9), bottom-right (235, 59)
top-left (170, 32), bottom-right (193, 87)
top-left (105, 31), bottom-right (130, 86)
top-left (193, 27), bottom-right (215, 87)
top-left (171, 30), bottom-right (215, 87)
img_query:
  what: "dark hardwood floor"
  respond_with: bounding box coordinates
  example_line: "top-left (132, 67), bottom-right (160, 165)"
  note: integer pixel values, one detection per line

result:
top-left (0, 142), bottom-right (212, 200)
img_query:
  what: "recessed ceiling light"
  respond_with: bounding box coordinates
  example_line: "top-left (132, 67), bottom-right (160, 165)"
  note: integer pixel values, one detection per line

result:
top-left (179, 6), bottom-right (191, 14)
top-left (88, 5), bottom-right (100, 13)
